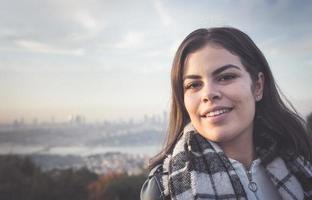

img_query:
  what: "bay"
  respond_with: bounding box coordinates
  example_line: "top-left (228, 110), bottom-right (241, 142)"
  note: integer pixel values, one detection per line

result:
top-left (0, 142), bottom-right (161, 157)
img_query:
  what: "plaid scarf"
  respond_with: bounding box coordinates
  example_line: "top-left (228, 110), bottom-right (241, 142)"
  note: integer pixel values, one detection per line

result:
top-left (160, 123), bottom-right (312, 200)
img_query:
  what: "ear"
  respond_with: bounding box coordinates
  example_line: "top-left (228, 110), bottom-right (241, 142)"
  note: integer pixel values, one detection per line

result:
top-left (254, 72), bottom-right (264, 102)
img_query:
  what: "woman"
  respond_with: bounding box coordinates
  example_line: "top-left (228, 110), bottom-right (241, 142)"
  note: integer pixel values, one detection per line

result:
top-left (141, 27), bottom-right (312, 200)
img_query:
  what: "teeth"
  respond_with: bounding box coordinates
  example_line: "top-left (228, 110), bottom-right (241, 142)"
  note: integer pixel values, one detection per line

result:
top-left (206, 108), bottom-right (230, 117)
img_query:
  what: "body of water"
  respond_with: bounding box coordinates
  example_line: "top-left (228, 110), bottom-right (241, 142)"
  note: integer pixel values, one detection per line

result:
top-left (0, 143), bottom-right (162, 157)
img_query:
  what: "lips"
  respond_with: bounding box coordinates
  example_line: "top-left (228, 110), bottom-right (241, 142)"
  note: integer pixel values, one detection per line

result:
top-left (201, 107), bottom-right (233, 118)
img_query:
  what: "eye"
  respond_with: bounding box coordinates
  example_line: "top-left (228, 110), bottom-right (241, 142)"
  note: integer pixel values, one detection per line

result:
top-left (184, 81), bottom-right (202, 90)
top-left (217, 73), bottom-right (237, 82)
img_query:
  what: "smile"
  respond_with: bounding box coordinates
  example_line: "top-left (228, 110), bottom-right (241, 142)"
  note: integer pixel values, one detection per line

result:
top-left (202, 107), bottom-right (233, 118)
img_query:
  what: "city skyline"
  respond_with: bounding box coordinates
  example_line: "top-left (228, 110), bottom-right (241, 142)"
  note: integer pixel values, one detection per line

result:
top-left (3, 111), bottom-right (168, 126)
top-left (1, 0), bottom-right (312, 123)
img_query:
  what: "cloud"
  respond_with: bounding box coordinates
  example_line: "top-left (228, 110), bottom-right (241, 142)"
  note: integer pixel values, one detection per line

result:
top-left (74, 12), bottom-right (98, 30)
top-left (14, 39), bottom-right (85, 55)
top-left (153, 0), bottom-right (174, 26)
top-left (1, 0), bottom-right (312, 122)
top-left (115, 31), bottom-right (145, 49)
top-left (259, 33), bottom-right (312, 59)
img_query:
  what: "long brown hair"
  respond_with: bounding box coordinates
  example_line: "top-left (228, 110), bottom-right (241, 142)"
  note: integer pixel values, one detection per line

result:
top-left (150, 27), bottom-right (312, 169)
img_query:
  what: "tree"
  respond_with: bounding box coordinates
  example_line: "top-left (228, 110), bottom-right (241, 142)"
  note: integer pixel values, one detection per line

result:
top-left (103, 174), bottom-right (146, 200)
top-left (0, 155), bottom-right (42, 200)
top-left (88, 172), bottom-right (146, 200)
top-left (0, 155), bottom-right (98, 200)
top-left (88, 172), bottom-right (122, 200)
top-left (47, 168), bottom-right (97, 200)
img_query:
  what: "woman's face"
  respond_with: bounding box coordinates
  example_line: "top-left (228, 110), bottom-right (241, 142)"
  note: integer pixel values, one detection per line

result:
top-left (183, 44), bottom-right (263, 146)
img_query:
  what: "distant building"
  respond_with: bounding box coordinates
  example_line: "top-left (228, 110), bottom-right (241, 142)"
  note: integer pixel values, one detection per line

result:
top-left (69, 115), bottom-right (86, 125)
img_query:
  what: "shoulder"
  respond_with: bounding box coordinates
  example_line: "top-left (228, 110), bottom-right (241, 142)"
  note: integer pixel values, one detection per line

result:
top-left (140, 164), bottom-right (168, 200)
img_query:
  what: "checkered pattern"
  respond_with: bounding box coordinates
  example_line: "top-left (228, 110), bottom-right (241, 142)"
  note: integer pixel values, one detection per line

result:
top-left (160, 123), bottom-right (312, 200)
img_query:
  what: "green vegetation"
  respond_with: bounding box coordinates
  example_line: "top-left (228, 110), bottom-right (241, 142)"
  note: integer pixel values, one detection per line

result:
top-left (88, 172), bottom-right (147, 200)
top-left (0, 155), bottom-right (147, 200)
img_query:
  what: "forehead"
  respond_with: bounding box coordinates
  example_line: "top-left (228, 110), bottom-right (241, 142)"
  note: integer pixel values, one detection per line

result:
top-left (184, 44), bottom-right (244, 75)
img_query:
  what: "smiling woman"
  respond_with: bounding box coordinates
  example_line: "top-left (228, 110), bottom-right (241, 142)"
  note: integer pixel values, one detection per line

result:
top-left (183, 45), bottom-right (263, 159)
top-left (140, 27), bottom-right (312, 200)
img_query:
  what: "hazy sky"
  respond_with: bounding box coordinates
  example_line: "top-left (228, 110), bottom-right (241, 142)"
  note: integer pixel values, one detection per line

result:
top-left (0, 0), bottom-right (311, 123)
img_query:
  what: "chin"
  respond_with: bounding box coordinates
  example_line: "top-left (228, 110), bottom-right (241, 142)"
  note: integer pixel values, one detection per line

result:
top-left (198, 130), bottom-right (231, 143)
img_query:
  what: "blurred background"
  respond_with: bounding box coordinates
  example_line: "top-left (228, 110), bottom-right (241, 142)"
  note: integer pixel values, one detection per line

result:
top-left (0, 0), bottom-right (312, 199)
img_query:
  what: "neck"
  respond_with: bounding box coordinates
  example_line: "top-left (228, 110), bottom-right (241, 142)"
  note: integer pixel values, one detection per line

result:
top-left (218, 131), bottom-right (255, 169)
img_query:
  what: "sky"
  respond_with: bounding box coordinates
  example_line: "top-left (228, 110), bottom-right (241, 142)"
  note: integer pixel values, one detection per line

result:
top-left (0, 0), bottom-right (311, 124)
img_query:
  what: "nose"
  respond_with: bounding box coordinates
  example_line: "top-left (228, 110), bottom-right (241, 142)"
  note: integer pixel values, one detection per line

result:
top-left (201, 82), bottom-right (221, 103)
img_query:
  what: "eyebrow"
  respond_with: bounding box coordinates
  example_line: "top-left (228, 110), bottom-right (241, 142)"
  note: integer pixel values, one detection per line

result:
top-left (212, 64), bottom-right (241, 76)
top-left (183, 64), bottom-right (241, 81)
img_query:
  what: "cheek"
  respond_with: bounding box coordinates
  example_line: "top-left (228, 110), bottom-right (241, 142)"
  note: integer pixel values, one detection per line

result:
top-left (231, 87), bottom-right (257, 116)
top-left (229, 83), bottom-right (255, 103)
top-left (184, 94), bottom-right (198, 116)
